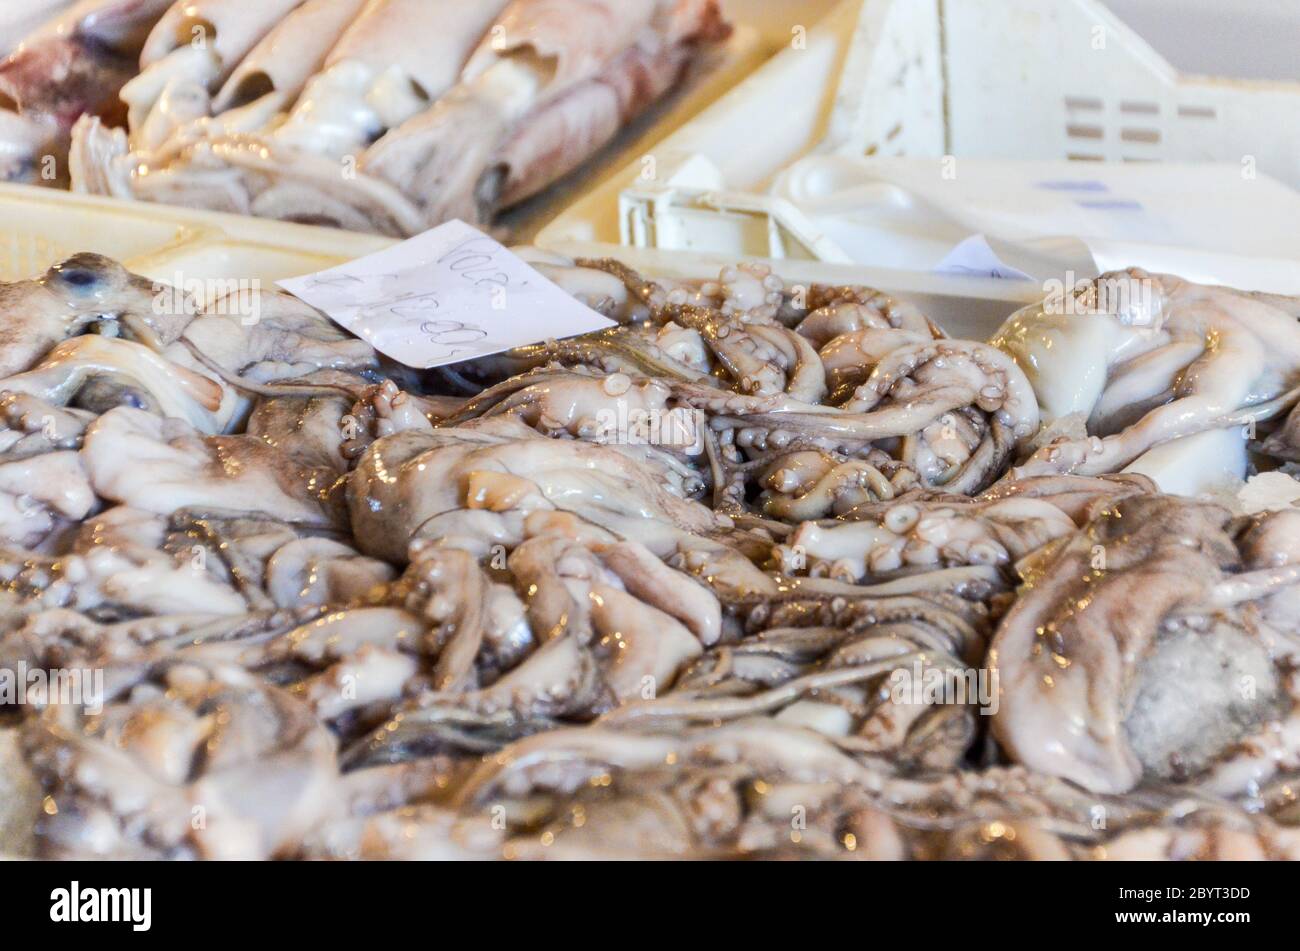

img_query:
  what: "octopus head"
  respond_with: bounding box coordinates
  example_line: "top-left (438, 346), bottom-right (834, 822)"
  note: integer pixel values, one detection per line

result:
top-left (41, 253), bottom-right (190, 348)
top-left (43, 253), bottom-right (128, 301)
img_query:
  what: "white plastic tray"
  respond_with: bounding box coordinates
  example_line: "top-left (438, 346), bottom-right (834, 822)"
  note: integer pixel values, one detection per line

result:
top-left (0, 183), bottom-right (394, 287)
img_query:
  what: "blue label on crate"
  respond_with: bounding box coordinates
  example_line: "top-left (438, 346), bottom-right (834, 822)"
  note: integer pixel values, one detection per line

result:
top-left (1076, 198), bottom-right (1144, 211)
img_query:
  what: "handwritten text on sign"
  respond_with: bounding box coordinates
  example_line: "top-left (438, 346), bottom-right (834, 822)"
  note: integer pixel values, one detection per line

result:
top-left (277, 220), bottom-right (615, 369)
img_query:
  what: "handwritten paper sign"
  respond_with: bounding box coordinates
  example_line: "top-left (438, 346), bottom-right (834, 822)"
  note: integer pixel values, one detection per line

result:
top-left (278, 220), bottom-right (616, 368)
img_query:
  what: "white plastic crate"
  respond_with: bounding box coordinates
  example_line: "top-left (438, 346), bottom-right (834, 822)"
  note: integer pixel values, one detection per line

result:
top-left (535, 0), bottom-right (1300, 336)
top-left (945, 0), bottom-right (1300, 174)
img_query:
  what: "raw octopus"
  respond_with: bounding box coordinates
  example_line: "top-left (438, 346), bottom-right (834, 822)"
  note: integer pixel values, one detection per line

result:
top-left (3, 251), bottom-right (1300, 862)
top-left (994, 268), bottom-right (1300, 494)
top-left (991, 496), bottom-right (1300, 799)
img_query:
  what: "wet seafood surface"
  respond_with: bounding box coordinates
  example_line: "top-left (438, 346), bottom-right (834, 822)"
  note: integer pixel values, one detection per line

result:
top-left (2, 254), bottom-right (1300, 861)
top-left (0, 0), bottom-right (729, 233)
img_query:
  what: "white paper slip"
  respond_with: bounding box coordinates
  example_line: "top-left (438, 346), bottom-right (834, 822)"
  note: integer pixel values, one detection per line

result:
top-left (934, 235), bottom-right (1035, 281)
top-left (278, 220), bottom-right (616, 369)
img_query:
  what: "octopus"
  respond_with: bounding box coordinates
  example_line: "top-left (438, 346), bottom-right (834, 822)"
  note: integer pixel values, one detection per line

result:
top-left (18, 658), bottom-right (341, 859)
top-left (994, 269), bottom-right (1300, 494)
top-left (0, 252), bottom-right (184, 378)
top-left (991, 496), bottom-right (1300, 798)
top-left (0, 251), bottom-right (1298, 863)
top-left (783, 473), bottom-right (1152, 583)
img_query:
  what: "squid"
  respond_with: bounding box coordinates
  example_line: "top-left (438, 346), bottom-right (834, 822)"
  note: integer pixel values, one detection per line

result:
top-left (71, 0), bottom-right (514, 229)
top-left (212, 0), bottom-right (371, 115)
top-left (60, 0), bottom-right (729, 234)
top-left (0, 2), bottom-right (80, 57)
top-left (268, 0), bottom-right (508, 158)
top-left (124, 0), bottom-right (308, 142)
top-left (68, 0), bottom-right (320, 195)
top-left (359, 0), bottom-right (727, 228)
top-left (477, 32), bottom-right (697, 214)
top-left (0, 0), bottom-right (173, 181)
